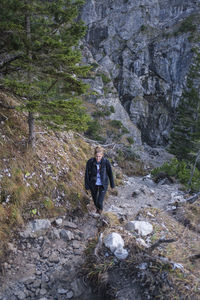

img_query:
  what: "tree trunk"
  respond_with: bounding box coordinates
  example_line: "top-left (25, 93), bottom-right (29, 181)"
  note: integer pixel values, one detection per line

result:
top-left (188, 149), bottom-right (200, 189)
top-left (25, 7), bottom-right (35, 147)
top-left (28, 111), bottom-right (35, 147)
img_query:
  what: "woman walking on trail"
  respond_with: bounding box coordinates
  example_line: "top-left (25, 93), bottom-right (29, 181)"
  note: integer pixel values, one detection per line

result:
top-left (85, 146), bottom-right (115, 214)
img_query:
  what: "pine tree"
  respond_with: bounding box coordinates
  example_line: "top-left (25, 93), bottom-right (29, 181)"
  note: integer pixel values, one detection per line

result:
top-left (169, 48), bottom-right (200, 161)
top-left (0, 0), bottom-right (90, 146)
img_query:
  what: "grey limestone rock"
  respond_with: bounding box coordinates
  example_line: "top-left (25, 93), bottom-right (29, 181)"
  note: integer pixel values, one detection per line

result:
top-left (81, 0), bottom-right (200, 146)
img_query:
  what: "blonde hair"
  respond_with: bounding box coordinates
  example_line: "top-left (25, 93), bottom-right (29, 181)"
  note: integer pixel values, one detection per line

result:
top-left (94, 146), bottom-right (104, 155)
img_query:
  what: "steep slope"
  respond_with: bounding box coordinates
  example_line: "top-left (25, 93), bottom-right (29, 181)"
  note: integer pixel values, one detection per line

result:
top-left (81, 0), bottom-right (200, 146)
top-left (0, 91), bottom-right (93, 262)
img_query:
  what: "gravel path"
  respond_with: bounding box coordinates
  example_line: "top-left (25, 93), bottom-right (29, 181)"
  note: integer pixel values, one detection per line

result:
top-left (104, 174), bottom-right (183, 219)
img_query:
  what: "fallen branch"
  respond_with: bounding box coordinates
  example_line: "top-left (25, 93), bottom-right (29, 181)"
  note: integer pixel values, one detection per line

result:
top-left (0, 52), bottom-right (23, 68)
top-left (185, 192), bottom-right (200, 204)
top-left (0, 112), bottom-right (8, 121)
top-left (148, 238), bottom-right (176, 252)
top-left (188, 254), bottom-right (200, 261)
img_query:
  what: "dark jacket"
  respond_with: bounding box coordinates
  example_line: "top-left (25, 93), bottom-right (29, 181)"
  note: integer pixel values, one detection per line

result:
top-left (85, 157), bottom-right (115, 190)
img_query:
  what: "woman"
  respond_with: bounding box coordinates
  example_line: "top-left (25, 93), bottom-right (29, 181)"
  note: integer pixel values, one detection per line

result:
top-left (85, 146), bottom-right (115, 214)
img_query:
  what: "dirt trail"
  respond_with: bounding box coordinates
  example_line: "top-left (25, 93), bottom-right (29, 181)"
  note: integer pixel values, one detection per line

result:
top-left (0, 173), bottom-right (185, 300)
top-left (104, 174), bottom-right (183, 219)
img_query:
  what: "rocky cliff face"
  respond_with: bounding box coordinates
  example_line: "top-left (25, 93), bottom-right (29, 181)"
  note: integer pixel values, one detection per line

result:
top-left (81, 0), bottom-right (200, 146)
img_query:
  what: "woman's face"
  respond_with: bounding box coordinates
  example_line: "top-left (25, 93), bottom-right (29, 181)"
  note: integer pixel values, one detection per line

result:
top-left (95, 152), bottom-right (103, 163)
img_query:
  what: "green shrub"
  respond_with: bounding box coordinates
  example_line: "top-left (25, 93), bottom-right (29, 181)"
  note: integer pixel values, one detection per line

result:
top-left (110, 120), bottom-right (123, 128)
top-left (92, 105), bottom-right (113, 118)
top-left (176, 16), bottom-right (196, 35)
top-left (110, 120), bottom-right (129, 134)
top-left (101, 74), bottom-right (111, 85)
top-left (117, 146), bottom-right (138, 161)
top-left (109, 105), bottom-right (115, 113)
top-left (151, 158), bottom-right (200, 192)
top-left (140, 25), bottom-right (147, 32)
top-left (127, 137), bottom-right (134, 144)
top-left (85, 120), bottom-right (105, 142)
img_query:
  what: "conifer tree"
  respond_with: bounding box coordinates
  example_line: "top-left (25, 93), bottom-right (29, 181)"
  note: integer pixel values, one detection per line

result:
top-left (0, 0), bottom-right (90, 146)
top-left (169, 48), bottom-right (200, 161)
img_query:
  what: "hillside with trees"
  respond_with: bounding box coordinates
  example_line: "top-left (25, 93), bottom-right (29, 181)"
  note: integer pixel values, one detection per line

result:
top-left (0, 0), bottom-right (90, 147)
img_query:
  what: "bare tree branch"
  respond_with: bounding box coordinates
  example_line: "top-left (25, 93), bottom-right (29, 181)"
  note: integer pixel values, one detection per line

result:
top-left (148, 238), bottom-right (176, 252)
top-left (0, 52), bottom-right (23, 69)
top-left (186, 191), bottom-right (200, 204)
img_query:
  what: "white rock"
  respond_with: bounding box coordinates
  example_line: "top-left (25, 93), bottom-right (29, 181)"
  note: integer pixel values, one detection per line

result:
top-left (138, 262), bottom-right (148, 270)
top-left (55, 218), bottom-right (63, 226)
top-left (126, 221), bottom-right (153, 236)
top-left (136, 238), bottom-right (149, 248)
top-left (104, 232), bottom-right (124, 253)
top-left (114, 246), bottom-right (128, 260)
top-left (66, 291), bottom-right (74, 299)
top-left (58, 288), bottom-right (68, 294)
top-left (60, 229), bottom-right (74, 241)
top-left (20, 219), bottom-right (51, 238)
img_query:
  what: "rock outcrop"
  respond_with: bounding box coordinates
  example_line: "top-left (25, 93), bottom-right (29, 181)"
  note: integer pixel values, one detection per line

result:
top-left (81, 0), bottom-right (200, 146)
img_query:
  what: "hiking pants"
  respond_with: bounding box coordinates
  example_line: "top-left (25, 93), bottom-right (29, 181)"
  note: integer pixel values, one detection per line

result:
top-left (90, 185), bottom-right (107, 210)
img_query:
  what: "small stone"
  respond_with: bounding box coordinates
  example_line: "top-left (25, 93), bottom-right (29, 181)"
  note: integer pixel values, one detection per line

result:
top-left (55, 218), bottom-right (63, 226)
top-left (73, 248), bottom-right (82, 255)
top-left (63, 221), bottom-right (78, 229)
top-left (7, 243), bottom-right (17, 253)
top-left (136, 238), bottom-right (149, 248)
top-left (40, 289), bottom-right (47, 296)
top-left (23, 275), bottom-right (36, 285)
top-left (60, 229), bottom-right (74, 241)
top-left (114, 246), bottom-right (128, 260)
top-left (14, 291), bottom-right (26, 300)
top-left (32, 279), bottom-right (41, 288)
top-left (138, 262), bottom-right (148, 270)
top-left (72, 240), bottom-right (82, 249)
top-left (41, 274), bottom-right (49, 283)
top-left (58, 288), bottom-right (68, 294)
top-left (66, 291), bottom-right (73, 299)
top-left (41, 249), bottom-right (50, 258)
top-left (48, 252), bottom-right (60, 263)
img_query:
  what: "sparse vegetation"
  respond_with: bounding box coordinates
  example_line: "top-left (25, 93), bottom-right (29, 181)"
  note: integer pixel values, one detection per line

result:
top-left (151, 158), bottom-right (200, 192)
top-left (127, 136), bottom-right (134, 144)
top-left (85, 119), bottom-right (105, 142)
top-left (0, 97), bottom-right (93, 263)
top-left (109, 120), bottom-right (129, 134)
top-left (83, 206), bottom-right (200, 299)
top-left (92, 105), bottom-right (114, 118)
top-left (101, 73), bottom-right (111, 85)
top-left (140, 24), bottom-right (147, 32)
top-left (116, 146), bottom-right (146, 176)
top-left (177, 16), bottom-right (196, 34)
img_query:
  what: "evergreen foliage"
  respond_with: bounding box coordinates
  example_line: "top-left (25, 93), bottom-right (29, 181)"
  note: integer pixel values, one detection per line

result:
top-left (151, 158), bottom-right (200, 192)
top-left (0, 0), bottom-right (90, 145)
top-left (169, 48), bottom-right (200, 161)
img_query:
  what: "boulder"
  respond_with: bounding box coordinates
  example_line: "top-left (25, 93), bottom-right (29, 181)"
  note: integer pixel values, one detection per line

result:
top-left (125, 221), bottom-right (153, 236)
top-left (104, 232), bottom-right (124, 253)
top-left (20, 219), bottom-right (51, 238)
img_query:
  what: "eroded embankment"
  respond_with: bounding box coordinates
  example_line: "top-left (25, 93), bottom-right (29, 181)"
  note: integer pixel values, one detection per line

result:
top-left (0, 173), bottom-right (199, 300)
